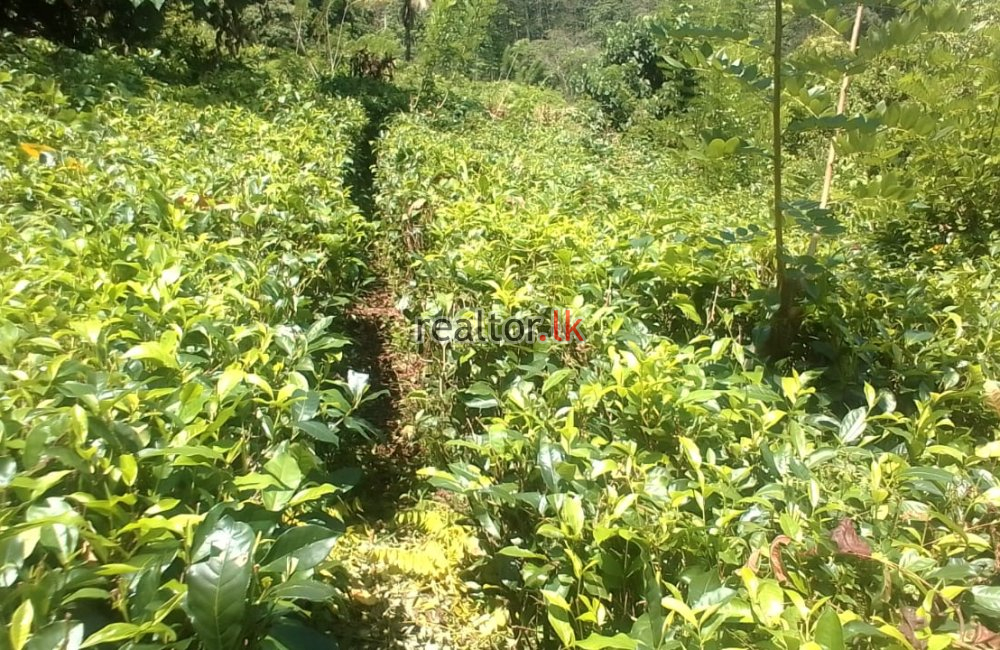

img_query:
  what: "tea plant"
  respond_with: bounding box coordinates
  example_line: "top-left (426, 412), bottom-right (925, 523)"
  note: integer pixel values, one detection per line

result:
top-left (375, 73), bottom-right (1000, 649)
top-left (4, 1), bottom-right (1000, 648)
top-left (0, 37), bottom-right (378, 649)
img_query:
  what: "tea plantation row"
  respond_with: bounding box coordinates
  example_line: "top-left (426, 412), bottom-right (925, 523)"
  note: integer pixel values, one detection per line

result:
top-left (375, 82), bottom-right (1000, 649)
top-left (1, 39), bottom-right (376, 648)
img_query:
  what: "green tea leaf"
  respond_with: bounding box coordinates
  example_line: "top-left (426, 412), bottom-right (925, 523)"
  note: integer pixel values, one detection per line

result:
top-left (217, 367), bottom-right (245, 400)
top-left (266, 578), bottom-right (338, 602)
top-left (838, 407), bottom-right (867, 444)
top-left (576, 633), bottom-right (638, 649)
top-left (262, 621), bottom-right (339, 650)
top-left (81, 623), bottom-right (143, 648)
top-left (560, 495), bottom-right (585, 537)
top-left (261, 525), bottom-right (339, 575)
top-left (185, 517), bottom-right (254, 650)
top-left (971, 586), bottom-right (1000, 617)
top-left (542, 590), bottom-right (575, 647)
top-left (814, 606), bottom-right (845, 650)
top-left (754, 581), bottom-right (784, 627)
top-left (10, 599), bottom-right (33, 650)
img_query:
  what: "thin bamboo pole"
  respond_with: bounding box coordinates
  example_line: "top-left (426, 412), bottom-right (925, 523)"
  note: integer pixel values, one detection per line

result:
top-left (773, 0), bottom-right (786, 300)
top-left (807, 4), bottom-right (865, 256)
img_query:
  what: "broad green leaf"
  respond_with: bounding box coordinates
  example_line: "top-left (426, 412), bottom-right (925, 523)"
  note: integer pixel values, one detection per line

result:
top-left (10, 599), bottom-right (33, 650)
top-left (542, 368), bottom-right (574, 395)
top-left (576, 633), bottom-right (638, 649)
top-left (286, 484), bottom-right (339, 508)
top-left (838, 407), bottom-right (867, 444)
top-left (266, 578), bottom-right (338, 602)
top-left (217, 367), bottom-right (244, 400)
top-left (260, 525), bottom-right (339, 575)
top-left (660, 596), bottom-right (698, 628)
top-left (754, 581), bottom-right (784, 627)
top-left (25, 620), bottom-right (84, 650)
top-left (265, 450), bottom-right (304, 489)
top-left (290, 390), bottom-right (320, 422)
top-left (25, 498), bottom-right (78, 562)
top-left (118, 454), bottom-right (137, 487)
top-left (971, 586), bottom-right (1000, 617)
top-left (814, 606), bottom-right (845, 650)
top-left (976, 441), bottom-right (1000, 459)
top-left (542, 590), bottom-right (575, 647)
top-left (0, 536), bottom-right (26, 587)
top-left (677, 388), bottom-right (722, 404)
top-left (185, 517), bottom-right (254, 650)
top-left (561, 496), bottom-right (585, 537)
top-left (81, 623), bottom-right (143, 648)
top-left (537, 436), bottom-right (563, 491)
top-left (497, 546), bottom-right (548, 560)
top-left (262, 448), bottom-right (304, 511)
top-left (296, 420), bottom-right (339, 443)
top-left (706, 138), bottom-right (727, 158)
top-left (782, 375), bottom-right (800, 402)
top-left (672, 294), bottom-right (702, 324)
top-left (262, 621), bottom-right (339, 650)
top-left (678, 437), bottom-right (702, 469)
top-left (0, 458), bottom-right (16, 487)
top-left (124, 331), bottom-right (179, 369)
top-left (643, 564), bottom-right (664, 648)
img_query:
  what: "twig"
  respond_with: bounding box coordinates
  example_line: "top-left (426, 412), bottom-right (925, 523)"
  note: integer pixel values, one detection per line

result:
top-left (987, 92), bottom-right (1000, 148)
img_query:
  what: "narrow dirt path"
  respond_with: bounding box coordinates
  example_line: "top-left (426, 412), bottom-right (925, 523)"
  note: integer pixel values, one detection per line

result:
top-left (322, 80), bottom-right (510, 649)
top-left (329, 280), bottom-right (505, 650)
top-left (341, 283), bottom-right (424, 516)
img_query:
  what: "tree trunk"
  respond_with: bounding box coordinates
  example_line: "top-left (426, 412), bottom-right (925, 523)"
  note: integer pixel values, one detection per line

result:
top-left (402, 0), bottom-right (414, 61)
top-left (761, 0), bottom-right (799, 360)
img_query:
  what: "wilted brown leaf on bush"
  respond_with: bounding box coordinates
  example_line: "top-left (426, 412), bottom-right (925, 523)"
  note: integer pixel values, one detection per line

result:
top-left (984, 380), bottom-right (1000, 416)
top-left (770, 535), bottom-right (792, 584)
top-left (831, 518), bottom-right (872, 558)
top-left (900, 607), bottom-right (927, 650)
top-left (966, 623), bottom-right (1000, 648)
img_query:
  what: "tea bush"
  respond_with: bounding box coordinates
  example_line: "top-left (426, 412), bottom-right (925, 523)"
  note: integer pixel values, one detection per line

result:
top-left (375, 80), bottom-right (1000, 649)
top-left (0, 37), bottom-right (378, 648)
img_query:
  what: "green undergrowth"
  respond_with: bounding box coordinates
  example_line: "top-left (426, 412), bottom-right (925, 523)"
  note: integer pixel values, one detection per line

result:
top-left (4, 23), bottom-right (1000, 650)
top-left (0, 37), bottom-right (378, 649)
top-left (375, 81), bottom-right (1000, 648)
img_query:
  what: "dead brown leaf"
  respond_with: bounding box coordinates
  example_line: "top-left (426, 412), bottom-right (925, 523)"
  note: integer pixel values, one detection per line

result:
top-left (983, 380), bottom-right (1000, 417)
top-left (770, 535), bottom-right (792, 584)
top-left (966, 623), bottom-right (1000, 649)
top-left (351, 588), bottom-right (379, 607)
top-left (831, 518), bottom-right (872, 558)
top-left (900, 607), bottom-right (927, 650)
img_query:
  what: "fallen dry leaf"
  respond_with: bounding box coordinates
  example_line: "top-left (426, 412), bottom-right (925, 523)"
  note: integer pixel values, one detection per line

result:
top-left (351, 588), bottom-right (380, 607)
top-left (18, 142), bottom-right (56, 160)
